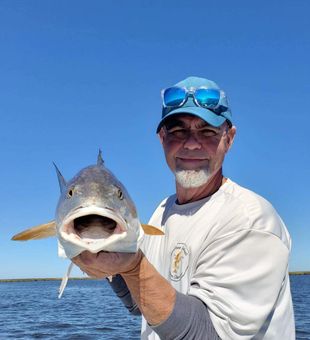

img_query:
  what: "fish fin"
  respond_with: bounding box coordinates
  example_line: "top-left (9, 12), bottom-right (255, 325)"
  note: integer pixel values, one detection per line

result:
top-left (141, 224), bottom-right (164, 235)
top-left (59, 262), bottom-right (74, 299)
top-left (11, 221), bottom-right (56, 241)
top-left (97, 149), bottom-right (104, 166)
top-left (53, 162), bottom-right (67, 194)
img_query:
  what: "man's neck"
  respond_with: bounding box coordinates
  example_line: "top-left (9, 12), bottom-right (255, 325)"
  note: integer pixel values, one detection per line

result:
top-left (176, 169), bottom-right (226, 204)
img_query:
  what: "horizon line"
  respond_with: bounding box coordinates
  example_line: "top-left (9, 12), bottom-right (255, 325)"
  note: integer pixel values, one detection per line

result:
top-left (0, 272), bottom-right (310, 282)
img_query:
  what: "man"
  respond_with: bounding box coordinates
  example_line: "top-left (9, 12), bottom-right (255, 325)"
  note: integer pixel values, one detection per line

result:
top-left (73, 76), bottom-right (295, 339)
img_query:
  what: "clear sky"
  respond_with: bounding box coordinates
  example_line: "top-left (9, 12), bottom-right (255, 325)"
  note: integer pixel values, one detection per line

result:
top-left (0, 0), bottom-right (309, 279)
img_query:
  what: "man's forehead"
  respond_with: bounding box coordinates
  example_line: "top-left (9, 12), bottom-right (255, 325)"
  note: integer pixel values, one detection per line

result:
top-left (164, 115), bottom-right (214, 128)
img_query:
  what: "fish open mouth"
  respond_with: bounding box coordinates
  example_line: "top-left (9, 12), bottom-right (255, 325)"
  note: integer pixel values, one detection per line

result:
top-left (74, 214), bottom-right (118, 238)
top-left (57, 208), bottom-right (129, 298)
top-left (60, 206), bottom-right (127, 245)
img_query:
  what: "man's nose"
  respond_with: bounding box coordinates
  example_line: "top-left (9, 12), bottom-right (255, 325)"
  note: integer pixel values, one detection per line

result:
top-left (183, 132), bottom-right (202, 150)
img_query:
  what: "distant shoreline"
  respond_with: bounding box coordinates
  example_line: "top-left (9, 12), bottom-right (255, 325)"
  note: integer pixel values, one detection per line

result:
top-left (0, 277), bottom-right (95, 283)
top-left (0, 272), bottom-right (309, 282)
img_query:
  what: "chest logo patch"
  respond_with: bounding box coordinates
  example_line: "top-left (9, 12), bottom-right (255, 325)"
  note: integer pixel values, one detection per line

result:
top-left (170, 243), bottom-right (190, 281)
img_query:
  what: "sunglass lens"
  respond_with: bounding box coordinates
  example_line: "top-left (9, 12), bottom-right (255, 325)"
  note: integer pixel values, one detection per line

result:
top-left (163, 87), bottom-right (186, 107)
top-left (195, 88), bottom-right (220, 108)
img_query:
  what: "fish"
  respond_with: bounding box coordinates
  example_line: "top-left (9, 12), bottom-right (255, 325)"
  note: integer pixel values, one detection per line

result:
top-left (12, 150), bottom-right (163, 296)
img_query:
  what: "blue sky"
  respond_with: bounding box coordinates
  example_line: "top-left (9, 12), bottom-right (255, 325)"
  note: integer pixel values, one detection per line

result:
top-left (0, 0), bottom-right (309, 278)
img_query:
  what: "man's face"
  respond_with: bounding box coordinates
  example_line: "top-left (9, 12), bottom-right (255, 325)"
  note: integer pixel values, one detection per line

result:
top-left (159, 115), bottom-right (236, 188)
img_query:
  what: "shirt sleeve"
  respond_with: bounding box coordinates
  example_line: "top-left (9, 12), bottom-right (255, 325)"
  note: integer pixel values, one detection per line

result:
top-left (107, 274), bottom-right (141, 316)
top-left (188, 229), bottom-right (290, 340)
top-left (108, 275), bottom-right (220, 339)
top-left (152, 291), bottom-right (220, 340)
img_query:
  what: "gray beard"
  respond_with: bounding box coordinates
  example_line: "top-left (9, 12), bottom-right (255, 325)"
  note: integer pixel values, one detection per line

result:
top-left (175, 169), bottom-right (211, 189)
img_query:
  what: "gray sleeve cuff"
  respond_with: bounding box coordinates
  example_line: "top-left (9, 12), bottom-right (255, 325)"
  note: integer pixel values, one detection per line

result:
top-left (152, 292), bottom-right (220, 340)
top-left (107, 275), bottom-right (141, 316)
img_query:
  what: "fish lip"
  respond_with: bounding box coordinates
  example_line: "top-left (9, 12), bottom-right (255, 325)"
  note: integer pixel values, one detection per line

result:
top-left (57, 205), bottom-right (131, 257)
top-left (59, 206), bottom-right (127, 234)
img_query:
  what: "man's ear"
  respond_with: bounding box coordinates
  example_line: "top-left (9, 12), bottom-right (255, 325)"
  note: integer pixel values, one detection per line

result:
top-left (158, 128), bottom-right (165, 145)
top-left (226, 126), bottom-right (237, 152)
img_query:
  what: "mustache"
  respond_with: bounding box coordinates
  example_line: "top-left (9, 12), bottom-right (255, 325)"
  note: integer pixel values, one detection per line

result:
top-left (176, 152), bottom-right (209, 160)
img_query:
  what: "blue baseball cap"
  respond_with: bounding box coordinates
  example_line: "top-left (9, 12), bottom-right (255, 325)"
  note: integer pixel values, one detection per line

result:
top-left (156, 76), bottom-right (233, 133)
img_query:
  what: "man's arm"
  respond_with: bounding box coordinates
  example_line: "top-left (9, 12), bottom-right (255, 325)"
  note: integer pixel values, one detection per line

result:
top-left (73, 250), bottom-right (220, 339)
top-left (73, 250), bottom-right (175, 325)
top-left (153, 292), bottom-right (220, 340)
top-left (121, 250), bottom-right (176, 325)
top-left (107, 274), bottom-right (140, 315)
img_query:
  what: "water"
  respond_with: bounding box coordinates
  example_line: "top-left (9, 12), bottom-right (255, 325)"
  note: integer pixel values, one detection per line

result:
top-left (291, 275), bottom-right (310, 340)
top-left (0, 276), bottom-right (309, 339)
top-left (0, 280), bottom-right (140, 339)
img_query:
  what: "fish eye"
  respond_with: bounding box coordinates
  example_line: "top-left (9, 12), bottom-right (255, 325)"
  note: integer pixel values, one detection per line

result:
top-left (67, 187), bottom-right (75, 198)
top-left (117, 187), bottom-right (124, 200)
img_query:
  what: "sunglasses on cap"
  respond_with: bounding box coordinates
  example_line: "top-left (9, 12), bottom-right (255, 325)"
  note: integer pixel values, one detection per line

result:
top-left (161, 86), bottom-right (227, 113)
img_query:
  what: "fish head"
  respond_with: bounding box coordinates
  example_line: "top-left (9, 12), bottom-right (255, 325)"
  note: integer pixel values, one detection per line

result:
top-left (55, 160), bottom-right (143, 259)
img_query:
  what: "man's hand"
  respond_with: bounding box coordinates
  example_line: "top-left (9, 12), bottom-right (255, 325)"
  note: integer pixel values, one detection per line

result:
top-left (73, 248), bottom-right (176, 326)
top-left (72, 250), bottom-right (142, 279)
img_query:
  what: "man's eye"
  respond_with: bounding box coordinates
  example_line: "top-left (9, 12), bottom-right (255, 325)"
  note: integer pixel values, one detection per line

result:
top-left (200, 129), bottom-right (217, 137)
top-left (168, 128), bottom-right (187, 138)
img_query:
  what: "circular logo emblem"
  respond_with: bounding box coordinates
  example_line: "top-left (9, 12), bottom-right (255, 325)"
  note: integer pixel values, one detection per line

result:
top-left (169, 243), bottom-right (190, 281)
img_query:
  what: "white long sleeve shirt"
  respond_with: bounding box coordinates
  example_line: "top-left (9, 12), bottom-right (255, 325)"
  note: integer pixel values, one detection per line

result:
top-left (141, 179), bottom-right (295, 339)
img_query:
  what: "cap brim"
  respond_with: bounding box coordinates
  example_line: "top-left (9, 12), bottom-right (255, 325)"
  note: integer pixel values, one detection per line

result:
top-left (156, 107), bottom-right (227, 133)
